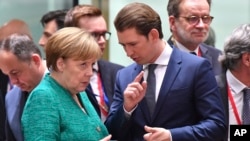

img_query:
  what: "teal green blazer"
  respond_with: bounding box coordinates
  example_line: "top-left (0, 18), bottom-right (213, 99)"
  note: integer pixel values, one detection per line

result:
top-left (21, 73), bottom-right (109, 141)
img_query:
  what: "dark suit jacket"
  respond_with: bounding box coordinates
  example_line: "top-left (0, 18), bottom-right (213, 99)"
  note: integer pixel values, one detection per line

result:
top-left (0, 91), bottom-right (5, 141)
top-left (215, 73), bottom-right (229, 141)
top-left (168, 37), bottom-right (228, 141)
top-left (105, 47), bottom-right (226, 141)
top-left (167, 37), bottom-right (223, 76)
top-left (86, 59), bottom-right (124, 118)
top-left (0, 70), bottom-right (8, 141)
top-left (0, 70), bottom-right (8, 100)
top-left (5, 86), bottom-right (28, 141)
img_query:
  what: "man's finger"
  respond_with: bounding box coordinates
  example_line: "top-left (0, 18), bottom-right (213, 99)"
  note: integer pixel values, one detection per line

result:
top-left (144, 125), bottom-right (155, 133)
top-left (99, 134), bottom-right (112, 141)
top-left (134, 71), bottom-right (144, 82)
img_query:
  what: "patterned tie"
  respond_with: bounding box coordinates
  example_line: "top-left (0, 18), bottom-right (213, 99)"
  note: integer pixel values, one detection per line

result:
top-left (145, 64), bottom-right (157, 116)
top-left (96, 72), bottom-right (108, 121)
top-left (242, 88), bottom-right (250, 124)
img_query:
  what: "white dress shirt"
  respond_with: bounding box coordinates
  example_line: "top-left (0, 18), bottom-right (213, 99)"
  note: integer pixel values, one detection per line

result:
top-left (227, 70), bottom-right (247, 125)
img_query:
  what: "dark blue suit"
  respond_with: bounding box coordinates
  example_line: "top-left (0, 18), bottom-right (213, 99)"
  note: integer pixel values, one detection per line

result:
top-left (105, 47), bottom-right (226, 141)
top-left (0, 91), bottom-right (5, 141)
top-left (198, 43), bottom-right (222, 75)
top-left (215, 72), bottom-right (229, 141)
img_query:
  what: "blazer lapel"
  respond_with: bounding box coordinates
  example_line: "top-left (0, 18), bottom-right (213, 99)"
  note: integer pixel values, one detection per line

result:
top-left (200, 45), bottom-right (212, 65)
top-left (152, 48), bottom-right (182, 120)
top-left (97, 60), bottom-right (113, 106)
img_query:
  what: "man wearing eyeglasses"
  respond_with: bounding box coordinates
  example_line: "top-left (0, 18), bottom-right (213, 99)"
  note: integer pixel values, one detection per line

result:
top-left (64, 4), bottom-right (124, 122)
top-left (167, 0), bottom-right (223, 76)
top-left (167, 0), bottom-right (227, 140)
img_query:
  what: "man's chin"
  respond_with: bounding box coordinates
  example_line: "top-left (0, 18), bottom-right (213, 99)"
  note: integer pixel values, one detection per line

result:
top-left (19, 86), bottom-right (31, 92)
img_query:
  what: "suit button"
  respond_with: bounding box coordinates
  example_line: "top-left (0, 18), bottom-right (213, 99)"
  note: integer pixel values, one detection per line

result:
top-left (96, 126), bottom-right (101, 132)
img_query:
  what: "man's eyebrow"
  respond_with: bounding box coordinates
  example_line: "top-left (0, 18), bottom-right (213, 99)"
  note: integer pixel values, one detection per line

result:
top-left (44, 31), bottom-right (52, 37)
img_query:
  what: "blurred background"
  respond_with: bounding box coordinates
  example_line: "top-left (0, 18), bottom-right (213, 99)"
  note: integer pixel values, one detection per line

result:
top-left (0, 0), bottom-right (249, 66)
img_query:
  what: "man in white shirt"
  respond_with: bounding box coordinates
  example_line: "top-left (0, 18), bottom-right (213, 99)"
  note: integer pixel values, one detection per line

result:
top-left (219, 23), bottom-right (250, 140)
top-left (0, 34), bottom-right (47, 141)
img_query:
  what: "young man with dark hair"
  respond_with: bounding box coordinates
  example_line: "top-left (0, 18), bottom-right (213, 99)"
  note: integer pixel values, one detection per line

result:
top-left (39, 9), bottom-right (68, 49)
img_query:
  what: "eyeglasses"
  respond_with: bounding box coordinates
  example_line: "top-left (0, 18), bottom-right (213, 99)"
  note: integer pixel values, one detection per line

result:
top-left (91, 31), bottom-right (111, 41)
top-left (179, 15), bottom-right (214, 25)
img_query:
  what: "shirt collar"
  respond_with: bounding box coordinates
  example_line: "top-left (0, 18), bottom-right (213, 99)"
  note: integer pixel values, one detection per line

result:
top-left (93, 62), bottom-right (99, 72)
top-left (175, 40), bottom-right (199, 55)
top-left (226, 69), bottom-right (247, 94)
top-left (143, 40), bottom-right (172, 70)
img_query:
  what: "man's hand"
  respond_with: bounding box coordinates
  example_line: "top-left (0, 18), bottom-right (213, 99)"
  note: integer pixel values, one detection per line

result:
top-left (143, 125), bottom-right (171, 141)
top-left (123, 71), bottom-right (147, 112)
top-left (100, 134), bottom-right (112, 141)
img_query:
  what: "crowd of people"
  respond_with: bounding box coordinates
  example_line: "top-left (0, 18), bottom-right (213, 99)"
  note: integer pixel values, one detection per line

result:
top-left (0, 0), bottom-right (249, 141)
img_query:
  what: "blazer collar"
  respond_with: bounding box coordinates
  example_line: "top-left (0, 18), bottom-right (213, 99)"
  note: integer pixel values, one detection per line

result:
top-left (152, 47), bottom-right (182, 121)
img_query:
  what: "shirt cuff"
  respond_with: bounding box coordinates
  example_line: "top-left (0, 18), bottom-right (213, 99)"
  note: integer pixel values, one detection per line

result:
top-left (123, 104), bottom-right (138, 118)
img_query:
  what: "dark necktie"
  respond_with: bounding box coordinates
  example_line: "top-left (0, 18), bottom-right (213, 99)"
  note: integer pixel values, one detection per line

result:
top-left (145, 64), bottom-right (157, 116)
top-left (242, 88), bottom-right (250, 124)
top-left (190, 52), bottom-right (197, 55)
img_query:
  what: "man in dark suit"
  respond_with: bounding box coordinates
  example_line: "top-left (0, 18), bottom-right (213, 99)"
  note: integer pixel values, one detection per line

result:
top-left (0, 70), bottom-right (8, 101)
top-left (167, 0), bottom-right (222, 76)
top-left (0, 19), bottom-right (32, 103)
top-left (105, 2), bottom-right (226, 141)
top-left (0, 34), bottom-right (47, 141)
top-left (0, 91), bottom-right (5, 140)
top-left (64, 4), bottom-right (124, 122)
top-left (219, 23), bottom-right (250, 140)
top-left (0, 19), bottom-right (33, 141)
top-left (167, 1), bottom-right (227, 140)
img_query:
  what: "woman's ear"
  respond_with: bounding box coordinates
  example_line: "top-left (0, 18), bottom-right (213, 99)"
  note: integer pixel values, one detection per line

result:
top-left (56, 57), bottom-right (65, 72)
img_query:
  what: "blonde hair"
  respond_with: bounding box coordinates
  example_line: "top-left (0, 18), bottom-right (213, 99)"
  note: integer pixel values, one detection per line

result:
top-left (45, 27), bottom-right (101, 71)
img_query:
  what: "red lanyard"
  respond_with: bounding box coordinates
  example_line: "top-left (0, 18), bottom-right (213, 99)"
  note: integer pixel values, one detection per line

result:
top-left (97, 72), bottom-right (108, 116)
top-left (227, 84), bottom-right (242, 125)
top-left (197, 47), bottom-right (202, 56)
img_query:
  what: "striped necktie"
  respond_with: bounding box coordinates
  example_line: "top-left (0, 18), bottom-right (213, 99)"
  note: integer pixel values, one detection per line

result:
top-left (242, 88), bottom-right (250, 124)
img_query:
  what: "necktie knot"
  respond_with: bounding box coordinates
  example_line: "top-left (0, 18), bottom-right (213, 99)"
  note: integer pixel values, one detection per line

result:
top-left (148, 64), bottom-right (157, 75)
top-left (190, 52), bottom-right (197, 55)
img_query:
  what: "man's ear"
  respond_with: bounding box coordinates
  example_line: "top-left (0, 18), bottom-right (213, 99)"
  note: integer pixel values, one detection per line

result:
top-left (31, 54), bottom-right (41, 66)
top-left (243, 53), bottom-right (250, 67)
top-left (169, 15), bottom-right (176, 32)
top-left (148, 28), bottom-right (159, 41)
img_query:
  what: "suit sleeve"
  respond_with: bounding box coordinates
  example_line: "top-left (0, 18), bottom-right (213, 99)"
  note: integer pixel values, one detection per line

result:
top-left (105, 70), bottom-right (132, 140)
